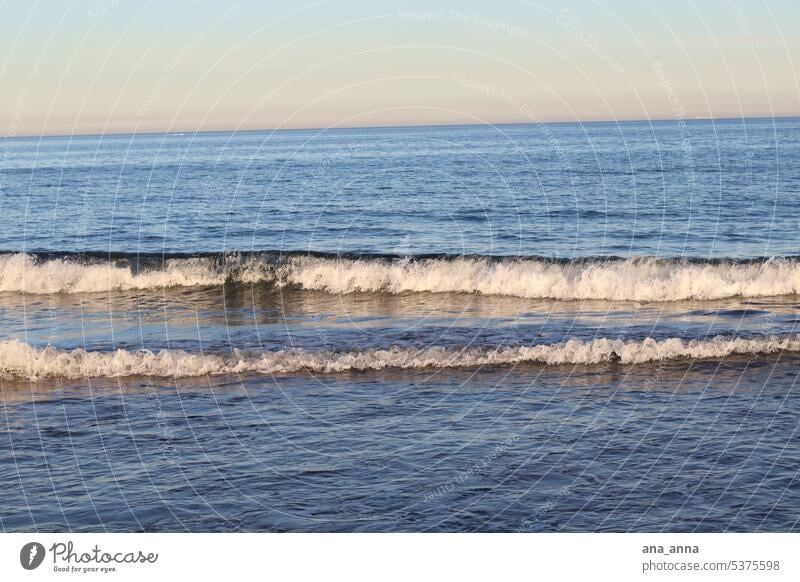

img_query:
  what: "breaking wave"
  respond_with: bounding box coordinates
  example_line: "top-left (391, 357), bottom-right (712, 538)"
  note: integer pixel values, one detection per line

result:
top-left (2, 251), bottom-right (800, 301)
top-left (2, 335), bottom-right (799, 380)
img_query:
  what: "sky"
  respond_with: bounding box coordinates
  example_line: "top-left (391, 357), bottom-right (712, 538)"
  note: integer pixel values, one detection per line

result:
top-left (1, 0), bottom-right (799, 136)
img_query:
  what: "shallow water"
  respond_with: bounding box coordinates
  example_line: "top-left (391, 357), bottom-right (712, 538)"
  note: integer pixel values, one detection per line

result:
top-left (2, 358), bottom-right (799, 532)
top-left (1, 118), bottom-right (799, 531)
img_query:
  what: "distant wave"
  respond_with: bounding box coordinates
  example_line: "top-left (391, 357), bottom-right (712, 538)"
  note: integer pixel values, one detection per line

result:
top-left (2, 251), bottom-right (800, 301)
top-left (2, 335), bottom-right (799, 379)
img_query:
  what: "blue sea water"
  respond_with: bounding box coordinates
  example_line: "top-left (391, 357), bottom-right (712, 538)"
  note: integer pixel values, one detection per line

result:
top-left (1, 118), bottom-right (799, 531)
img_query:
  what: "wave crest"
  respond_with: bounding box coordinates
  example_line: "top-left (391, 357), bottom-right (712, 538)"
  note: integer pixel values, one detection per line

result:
top-left (2, 252), bottom-right (800, 301)
top-left (2, 335), bottom-right (798, 380)
top-left (284, 255), bottom-right (800, 301)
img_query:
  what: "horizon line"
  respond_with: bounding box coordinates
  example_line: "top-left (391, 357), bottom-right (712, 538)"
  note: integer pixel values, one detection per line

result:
top-left (4, 113), bottom-right (799, 140)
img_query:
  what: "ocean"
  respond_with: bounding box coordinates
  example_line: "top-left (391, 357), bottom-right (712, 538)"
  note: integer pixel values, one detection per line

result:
top-left (1, 118), bottom-right (799, 531)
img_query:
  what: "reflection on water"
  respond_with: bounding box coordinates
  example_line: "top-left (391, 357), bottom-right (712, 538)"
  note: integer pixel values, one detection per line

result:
top-left (2, 285), bottom-right (799, 354)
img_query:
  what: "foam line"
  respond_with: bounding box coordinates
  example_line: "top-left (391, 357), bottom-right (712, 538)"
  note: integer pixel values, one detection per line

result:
top-left (2, 335), bottom-right (797, 379)
top-left (2, 252), bottom-right (800, 301)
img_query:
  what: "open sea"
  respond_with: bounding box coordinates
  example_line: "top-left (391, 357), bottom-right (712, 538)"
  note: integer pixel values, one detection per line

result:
top-left (1, 118), bottom-right (800, 532)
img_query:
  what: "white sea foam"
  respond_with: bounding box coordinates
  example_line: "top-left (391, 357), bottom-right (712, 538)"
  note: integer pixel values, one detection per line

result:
top-left (2, 252), bottom-right (800, 301)
top-left (282, 255), bottom-right (800, 301)
top-left (0, 253), bottom-right (230, 294)
top-left (2, 335), bottom-right (798, 380)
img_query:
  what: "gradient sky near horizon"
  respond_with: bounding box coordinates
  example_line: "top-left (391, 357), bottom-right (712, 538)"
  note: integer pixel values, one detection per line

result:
top-left (1, 0), bottom-right (799, 136)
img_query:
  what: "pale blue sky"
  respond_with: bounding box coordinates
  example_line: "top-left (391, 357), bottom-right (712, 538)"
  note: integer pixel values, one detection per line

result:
top-left (1, 0), bottom-right (798, 135)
